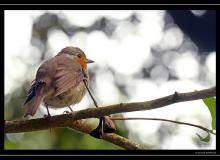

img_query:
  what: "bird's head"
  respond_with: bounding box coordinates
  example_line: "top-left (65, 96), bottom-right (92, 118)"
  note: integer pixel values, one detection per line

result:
top-left (58, 46), bottom-right (94, 69)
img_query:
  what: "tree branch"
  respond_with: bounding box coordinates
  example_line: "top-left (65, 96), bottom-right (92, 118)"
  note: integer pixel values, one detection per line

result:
top-left (5, 87), bottom-right (215, 149)
top-left (68, 120), bottom-right (144, 149)
top-left (5, 119), bottom-right (144, 150)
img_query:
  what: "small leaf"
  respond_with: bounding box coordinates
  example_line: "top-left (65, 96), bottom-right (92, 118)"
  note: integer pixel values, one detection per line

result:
top-left (196, 133), bottom-right (211, 143)
top-left (203, 97), bottom-right (216, 130)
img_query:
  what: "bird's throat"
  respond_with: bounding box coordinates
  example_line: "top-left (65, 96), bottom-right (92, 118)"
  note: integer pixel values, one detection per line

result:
top-left (77, 59), bottom-right (87, 70)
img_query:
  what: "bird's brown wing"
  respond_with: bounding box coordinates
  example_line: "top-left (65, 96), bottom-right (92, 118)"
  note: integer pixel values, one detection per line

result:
top-left (53, 58), bottom-right (85, 97)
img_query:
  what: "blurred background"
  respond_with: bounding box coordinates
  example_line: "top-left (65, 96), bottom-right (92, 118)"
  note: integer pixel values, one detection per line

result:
top-left (4, 10), bottom-right (216, 149)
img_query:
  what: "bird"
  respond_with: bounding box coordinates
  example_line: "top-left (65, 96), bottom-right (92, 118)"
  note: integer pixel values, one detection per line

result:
top-left (23, 46), bottom-right (94, 117)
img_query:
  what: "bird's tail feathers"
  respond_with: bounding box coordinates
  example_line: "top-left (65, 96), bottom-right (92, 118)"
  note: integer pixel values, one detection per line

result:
top-left (24, 81), bottom-right (45, 117)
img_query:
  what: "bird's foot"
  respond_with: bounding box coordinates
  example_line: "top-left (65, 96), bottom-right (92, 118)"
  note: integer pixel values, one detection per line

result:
top-left (43, 113), bottom-right (51, 119)
top-left (63, 110), bottom-right (70, 114)
top-left (43, 113), bottom-right (52, 133)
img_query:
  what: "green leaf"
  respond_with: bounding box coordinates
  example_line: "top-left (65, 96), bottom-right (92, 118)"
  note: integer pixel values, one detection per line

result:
top-left (203, 97), bottom-right (216, 130)
top-left (196, 133), bottom-right (210, 143)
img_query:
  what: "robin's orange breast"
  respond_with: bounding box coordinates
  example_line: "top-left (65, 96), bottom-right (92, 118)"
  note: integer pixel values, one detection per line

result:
top-left (43, 81), bottom-right (87, 108)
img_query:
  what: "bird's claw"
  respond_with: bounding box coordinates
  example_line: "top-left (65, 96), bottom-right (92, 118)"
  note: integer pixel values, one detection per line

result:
top-left (63, 110), bottom-right (70, 114)
top-left (43, 114), bottom-right (51, 119)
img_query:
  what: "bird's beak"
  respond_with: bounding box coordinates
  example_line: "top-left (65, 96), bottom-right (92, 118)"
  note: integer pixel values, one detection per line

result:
top-left (87, 59), bottom-right (94, 64)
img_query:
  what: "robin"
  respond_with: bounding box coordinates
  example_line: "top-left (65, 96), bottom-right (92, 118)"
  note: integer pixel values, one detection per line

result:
top-left (23, 46), bottom-right (94, 117)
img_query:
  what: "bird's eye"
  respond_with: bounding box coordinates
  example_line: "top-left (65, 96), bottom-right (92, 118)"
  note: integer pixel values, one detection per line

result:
top-left (77, 54), bottom-right (82, 58)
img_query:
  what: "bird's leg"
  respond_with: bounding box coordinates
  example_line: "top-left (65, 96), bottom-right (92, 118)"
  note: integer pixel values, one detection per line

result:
top-left (68, 106), bottom-right (73, 112)
top-left (54, 95), bottom-right (73, 114)
top-left (43, 104), bottom-right (53, 133)
top-left (63, 105), bottom-right (73, 114)
top-left (43, 104), bottom-right (51, 118)
top-left (46, 104), bottom-right (51, 116)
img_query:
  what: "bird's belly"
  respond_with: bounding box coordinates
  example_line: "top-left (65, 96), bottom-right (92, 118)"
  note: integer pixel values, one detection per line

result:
top-left (44, 82), bottom-right (86, 108)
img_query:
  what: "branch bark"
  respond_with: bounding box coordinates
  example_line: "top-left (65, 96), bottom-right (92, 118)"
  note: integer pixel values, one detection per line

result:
top-left (68, 120), bottom-right (144, 149)
top-left (5, 86), bottom-right (215, 149)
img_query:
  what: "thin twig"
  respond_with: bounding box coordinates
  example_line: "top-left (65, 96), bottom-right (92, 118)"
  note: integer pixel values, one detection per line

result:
top-left (83, 80), bottom-right (99, 108)
top-left (83, 79), bottom-right (105, 137)
top-left (110, 117), bottom-right (216, 135)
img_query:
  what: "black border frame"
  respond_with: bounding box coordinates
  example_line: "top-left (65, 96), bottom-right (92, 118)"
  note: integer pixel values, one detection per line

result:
top-left (1, 4), bottom-right (218, 157)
